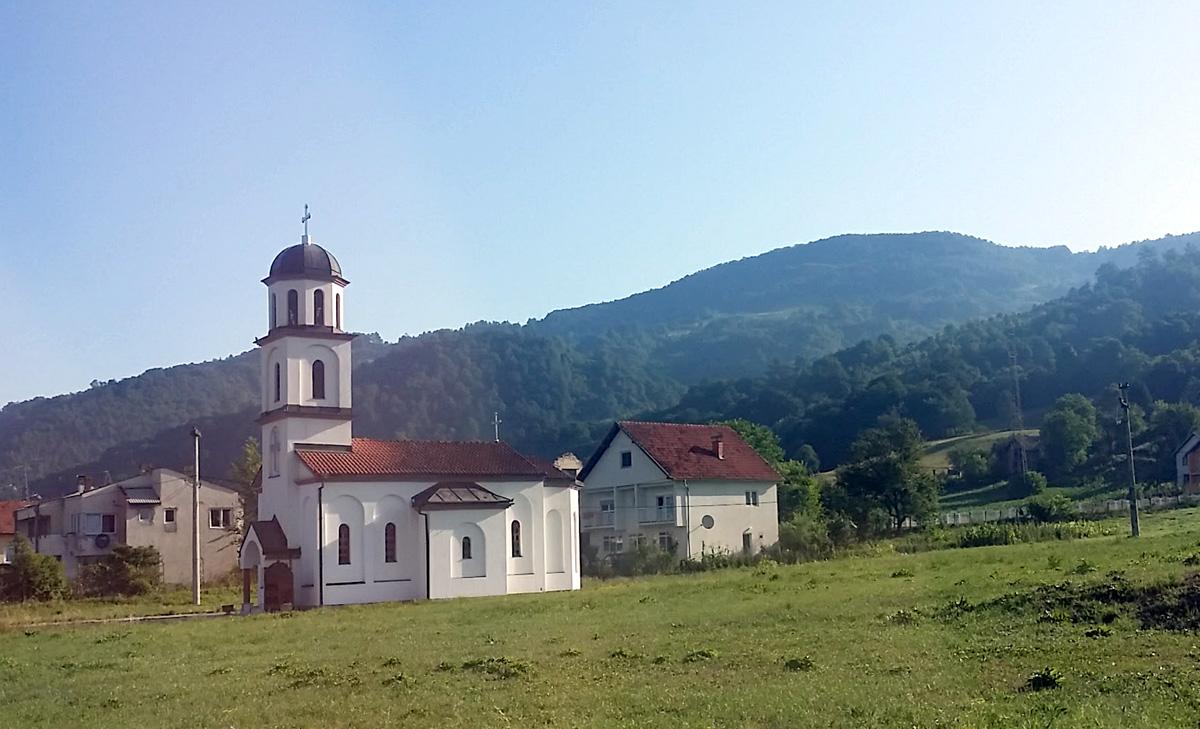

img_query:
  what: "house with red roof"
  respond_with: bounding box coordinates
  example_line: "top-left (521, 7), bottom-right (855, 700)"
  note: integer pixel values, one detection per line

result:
top-left (579, 421), bottom-right (779, 559)
top-left (239, 231), bottom-right (580, 611)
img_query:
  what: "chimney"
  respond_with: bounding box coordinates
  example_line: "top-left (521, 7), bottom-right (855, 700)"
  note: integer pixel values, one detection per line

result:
top-left (76, 475), bottom-right (88, 494)
top-left (712, 434), bottom-right (725, 460)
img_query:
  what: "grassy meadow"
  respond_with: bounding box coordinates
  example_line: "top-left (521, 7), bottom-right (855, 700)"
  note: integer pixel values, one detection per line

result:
top-left (6, 509), bottom-right (1200, 728)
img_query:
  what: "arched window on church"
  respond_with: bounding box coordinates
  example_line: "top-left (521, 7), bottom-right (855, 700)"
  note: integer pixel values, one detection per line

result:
top-left (313, 289), bottom-right (325, 326)
top-left (384, 522), bottom-right (396, 563)
top-left (287, 289), bottom-right (299, 326)
top-left (270, 293), bottom-right (278, 329)
top-left (511, 520), bottom-right (522, 558)
top-left (462, 536), bottom-right (472, 560)
top-left (335, 293), bottom-right (342, 330)
top-left (273, 363), bottom-right (281, 403)
top-left (312, 360), bottom-right (326, 400)
top-left (269, 427), bottom-right (280, 477)
top-left (338, 524), bottom-right (351, 565)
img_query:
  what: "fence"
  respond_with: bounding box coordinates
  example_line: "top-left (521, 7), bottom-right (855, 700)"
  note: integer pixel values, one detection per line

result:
top-left (933, 493), bottom-right (1200, 527)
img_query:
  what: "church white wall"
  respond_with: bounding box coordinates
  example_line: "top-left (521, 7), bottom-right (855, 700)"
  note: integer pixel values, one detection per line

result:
top-left (542, 486), bottom-right (580, 592)
top-left (320, 481), bottom-right (427, 606)
top-left (427, 509), bottom-right (507, 599)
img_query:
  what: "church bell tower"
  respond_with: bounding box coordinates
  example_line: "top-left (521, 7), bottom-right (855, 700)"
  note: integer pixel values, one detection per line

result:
top-left (256, 212), bottom-right (353, 522)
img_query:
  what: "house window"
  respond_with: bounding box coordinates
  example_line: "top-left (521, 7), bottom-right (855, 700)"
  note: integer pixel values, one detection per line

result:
top-left (209, 508), bottom-right (232, 528)
top-left (384, 522), bottom-right (397, 563)
top-left (742, 532), bottom-right (753, 553)
top-left (462, 536), bottom-right (472, 560)
top-left (746, 491), bottom-right (759, 506)
top-left (658, 531), bottom-right (672, 551)
top-left (602, 535), bottom-right (623, 553)
top-left (630, 534), bottom-right (645, 549)
top-left (269, 427), bottom-right (281, 477)
top-left (312, 360), bottom-right (326, 400)
top-left (274, 363), bottom-right (281, 403)
top-left (599, 499), bottom-right (615, 526)
top-left (620, 451), bottom-right (632, 468)
top-left (313, 289), bottom-right (325, 326)
top-left (338, 524), bottom-right (351, 565)
top-left (335, 293), bottom-right (342, 329)
top-left (164, 508), bottom-right (176, 524)
top-left (83, 513), bottom-right (116, 535)
top-left (287, 289), bottom-right (299, 325)
top-left (138, 508), bottom-right (153, 523)
top-left (656, 495), bottom-right (674, 521)
top-left (511, 520), bottom-right (522, 558)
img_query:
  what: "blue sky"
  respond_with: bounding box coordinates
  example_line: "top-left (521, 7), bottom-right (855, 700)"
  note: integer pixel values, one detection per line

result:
top-left (2, 2), bottom-right (1199, 406)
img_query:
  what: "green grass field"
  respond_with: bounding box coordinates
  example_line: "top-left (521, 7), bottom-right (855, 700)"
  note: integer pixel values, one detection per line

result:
top-left (6, 509), bottom-right (1200, 728)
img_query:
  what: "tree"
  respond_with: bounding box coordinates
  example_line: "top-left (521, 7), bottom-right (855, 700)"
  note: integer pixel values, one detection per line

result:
top-left (1141, 401), bottom-right (1200, 482)
top-left (948, 448), bottom-right (991, 488)
top-left (0, 535), bottom-right (68, 602)
top-left (835, 418), bottom-right (939, 531)
top-left (719, 419), bottom-right (785, 466)
top-left (77, 545), bottom-right (163, 597)
top-left (230, 437), bottom-right (261, 524)
top-left (1040, 394), bottom-right (1099, 478)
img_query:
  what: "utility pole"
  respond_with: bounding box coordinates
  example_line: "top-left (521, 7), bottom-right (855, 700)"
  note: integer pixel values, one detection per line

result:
top-left (191, 427), bottom-right (202, 604)
top-left (1118, 383), bottom-right (1140, 538)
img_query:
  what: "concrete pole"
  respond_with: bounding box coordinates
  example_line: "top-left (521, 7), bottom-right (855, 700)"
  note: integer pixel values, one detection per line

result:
top-left (1118, 384), bottom-right (1140, 538)
top-left (191, 427), bottom-right (202, 605)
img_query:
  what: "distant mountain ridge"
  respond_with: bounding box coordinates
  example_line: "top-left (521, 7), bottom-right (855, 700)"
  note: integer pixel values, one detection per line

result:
top-left (3, 230), bottom-right (1197, 497)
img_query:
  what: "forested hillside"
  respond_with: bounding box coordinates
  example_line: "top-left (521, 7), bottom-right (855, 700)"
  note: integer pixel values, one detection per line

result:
top-left (532, 231), bottom-right (1198, 381)
top-left (3, 230), bottom-right (1198, 497)
top-left (656, 246), bottom-right (1200, 469)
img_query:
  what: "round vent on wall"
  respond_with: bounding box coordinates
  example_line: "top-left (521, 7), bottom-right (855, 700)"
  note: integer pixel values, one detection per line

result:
top-left (701, 515), bottom-right (715, 529)
top-left (94, 533), bottom-right (111, 549)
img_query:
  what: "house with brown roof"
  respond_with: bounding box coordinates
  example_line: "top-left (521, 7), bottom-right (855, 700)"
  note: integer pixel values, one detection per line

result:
top-left (579, 421), bottom-right (780, 560)
top-left (0, 499), bottom-right (33, 564)
top-left (239, 231), bottom-right (580, 612)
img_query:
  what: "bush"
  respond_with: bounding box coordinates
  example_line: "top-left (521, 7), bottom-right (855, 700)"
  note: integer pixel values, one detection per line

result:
top-left (776, 512), bottom-right (833, 562)
top-left (1025, 492), bottom-right (1077, 523)
top-left (77, 545), bottom-right (163, 597)
top-left (607, 542), bottom-right (677, 577)
top-left (0, 535), bottom-right (68, 602)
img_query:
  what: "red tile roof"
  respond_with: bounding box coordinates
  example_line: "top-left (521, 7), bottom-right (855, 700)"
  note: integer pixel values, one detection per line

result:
top-left (412, 482), bottom-right (514, 510)
top-left (295, 438), bottom-right (558, 481)
top-left (0, 500), bottom-right (32, 536)
top-left (581, 421), bottom-right (779, 482)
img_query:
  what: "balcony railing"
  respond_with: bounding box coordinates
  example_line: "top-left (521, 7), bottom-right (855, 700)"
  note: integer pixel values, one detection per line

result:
top-left (582, 511), bottom-right (615, 529)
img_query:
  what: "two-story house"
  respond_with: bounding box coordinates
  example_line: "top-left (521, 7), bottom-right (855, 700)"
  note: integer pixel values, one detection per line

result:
top-left (14, 468), bottom-right (241, 583)
top-left (579, 421), bottom-right (780, 559)
top-left (1176, 432), bottom-right (1200, 494)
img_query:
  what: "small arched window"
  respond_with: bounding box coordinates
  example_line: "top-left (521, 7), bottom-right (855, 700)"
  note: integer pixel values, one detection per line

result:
top-left (270, 293), bottom-right (278, 329)
top-left (384, 522), bottom-right (397, 563)
top-left (287, 289), bottom-right (299, 326)
top-left (338, 524), bottom-right (351, 565)
top-left (462, 536), bottom-right (472, 560)
top-left (511, 520), bottom-right (522, 558)
top-left (335, 293), bottom-right (342, 330)
top-left (313, 289), bottom-right (325, 326)
top-left (312, 360), bottom-right (326, 400)
top-left (269, 427), bottom-right (280, 477)
top-left (273, 362), bottom-right (281, 403)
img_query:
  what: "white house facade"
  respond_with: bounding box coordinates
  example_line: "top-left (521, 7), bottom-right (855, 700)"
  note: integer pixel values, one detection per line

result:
top-left (239, 232), bottom-right (580, 611)
top-left (579, 421), bottom-right (780, 560)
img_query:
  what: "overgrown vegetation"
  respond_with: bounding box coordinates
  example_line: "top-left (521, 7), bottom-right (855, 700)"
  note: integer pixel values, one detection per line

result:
top-left (76, 545), bottom-right (163, 598)
top-left (0, 536), bottom-right (68, 602)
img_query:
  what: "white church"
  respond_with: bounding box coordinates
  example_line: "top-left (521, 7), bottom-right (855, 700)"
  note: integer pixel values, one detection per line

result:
top-left (239, 230), bottom-right (581, 611)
